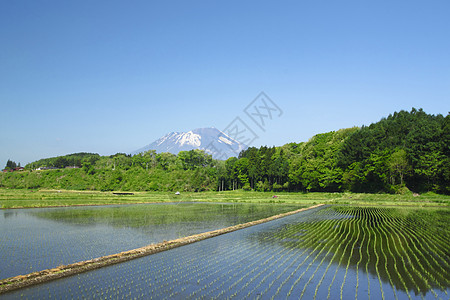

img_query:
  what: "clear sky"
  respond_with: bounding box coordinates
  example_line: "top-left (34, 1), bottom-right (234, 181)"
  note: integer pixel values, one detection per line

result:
top-left (1, 0), bottom-right (449, 166)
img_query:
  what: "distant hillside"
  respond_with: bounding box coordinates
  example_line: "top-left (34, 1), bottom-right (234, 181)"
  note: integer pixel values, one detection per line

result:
top-left (336, 108), bottom-right (449, 193)
top-left (3, 108), bottom-right (448, 194)
top-left (26, 153), bottom-right (100, 169)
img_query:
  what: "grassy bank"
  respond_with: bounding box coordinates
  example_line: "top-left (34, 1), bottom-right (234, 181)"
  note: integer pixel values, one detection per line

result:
top-left (0, 188), bottom-right (448, 209)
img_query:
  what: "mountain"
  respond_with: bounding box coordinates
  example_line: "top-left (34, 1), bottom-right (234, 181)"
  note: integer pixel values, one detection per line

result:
top-left (132, 127), bottom-right (247, 160)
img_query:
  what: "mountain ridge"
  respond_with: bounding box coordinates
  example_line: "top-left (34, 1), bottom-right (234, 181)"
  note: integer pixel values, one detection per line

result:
top-left (132, 127), bottom-right (247, 160)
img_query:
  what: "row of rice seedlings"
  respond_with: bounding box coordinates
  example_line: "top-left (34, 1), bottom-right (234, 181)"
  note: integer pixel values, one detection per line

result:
top-left (232, 238), bottom-right (299, 298)
top-left (334, 205), bottom-right (448, 300)
top-left (310, 213), bottom-right (358, 298)
top-left (339, 207), bottom-right (381, 300)
top-left (197, 239), bottom-right (278, 298)
top-left (403, 234), bottom-right (448, 280)
top-left (71, 261), bottom-right (135, 299)
top-left (325, 212), bottom-right (359, 300)
top-left (181, 246), bottom-right (247, 297)
top-left (376, 207), bottom-right (403, 294)
top-left (385, 211), bottom-right (441, 297)
top-left (270, 208), bottom-right (343, 299)
top-left (213, 213), bottom-right (326, 297)
top-left (189, 215), bottom-right (322, 299)
top-left (353, 213), bottom-right (366, 300)
top-left (289, 230), bottom-right (335, 298)
top-left (384, 206), bottom-right (439, 295)
top-left (380, 209), bottom-right (411, 298)
top-left (386, 207), bottom-right (447, 297)
top-left (272, 215), bottom-right (338, 298)
top-left (396, 212), bottom-right (449, 288)
top-left (194, 232), bottom-right (280, 297)
top-left (229, 239), bottom-right (302, 298)
top-left (167, 237), bottom-right (235, 285)
top-left (0, 229), bottom-right (75, 279)
top-left (387, 229), bottom-right (415, 298)
top-left (259, 212), bottom-right (338, 298)
top-left (377, 208), bottom-right (402, 299)
top-left (339, 214), bottom-right (361, 300)
top-left (385, 208), bottom-right (432, 298)
top-left (246, 211), bottom-right (344, 297)
top-left (368, 207), bottom-right (385, 300)
top-left (314, 222), bottom-right (355, 299)
top-left (375, 208), bottom-right (401, 300)
top-left (154, 249), bottom-right (220, 299)
top-left (155, 259), bottom-right (196, 299)
top-left (387, 211), bottom-right (429, 294)
top-left (348, 207), bottom-right (375, 300)
top-left (330, 208), bottom-right (371, 299)
top-left (397, 213), bottom-right (445, 265)
top-left (335, 207), bottom-right (388, 299)
top-left (405, 214), bottom-right (449, 269)
top-left (221, 215), bottom-right (332, 299)
top-left (350, 206), bottom-right (448, 298)
top-left (401, 211), bottom-right (449, 253)
top-left (242, 220), bottom-right (327, 299)
top-left (376, 208), bottom-right (410, 294)
top-left (190, 237), bottom-right (273, 298)
top-left (163, 255), bottom-right (209, 299)
top-left (90, 238), bottom-right (207, 299)
top-left (215, 239), bottom-right (285, 298)
top-left (307, 210), bottom-right (358, 300)
top-left (364, 209), bottom-right (373, 300)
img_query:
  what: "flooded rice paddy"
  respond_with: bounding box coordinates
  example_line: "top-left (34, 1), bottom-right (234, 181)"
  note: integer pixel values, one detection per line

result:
top-left (0, 202), bottom-right (302, 280)
top-left (2, 205), bottom-right (448, 299)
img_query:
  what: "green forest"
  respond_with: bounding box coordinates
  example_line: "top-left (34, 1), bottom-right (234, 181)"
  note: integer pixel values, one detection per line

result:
top-left (1, 109), bottom-right (449, 194)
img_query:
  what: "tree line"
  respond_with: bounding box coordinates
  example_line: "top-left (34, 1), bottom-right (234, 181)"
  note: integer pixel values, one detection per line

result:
top-left (1, 109), bottom-right (448, 194)
top-left (3, 159), bottom-right (21, 170)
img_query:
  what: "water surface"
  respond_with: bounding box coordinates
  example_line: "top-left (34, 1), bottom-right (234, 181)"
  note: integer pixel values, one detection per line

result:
top-left (0, 202), bottom-right (302, 279)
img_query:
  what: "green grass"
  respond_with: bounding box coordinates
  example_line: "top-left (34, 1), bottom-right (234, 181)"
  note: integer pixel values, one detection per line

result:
top-left (0, 188), bottom-right (449, 209)
top-left (327, 191), bottom-right (450, 206)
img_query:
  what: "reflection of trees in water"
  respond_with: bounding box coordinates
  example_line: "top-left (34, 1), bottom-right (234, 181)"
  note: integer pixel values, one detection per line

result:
top-left (256, 206), bottom-right (449, 296)
top-left (28, 203), bottom-right (303, 231)
top-left (2, 211), bottom-right (18, 219)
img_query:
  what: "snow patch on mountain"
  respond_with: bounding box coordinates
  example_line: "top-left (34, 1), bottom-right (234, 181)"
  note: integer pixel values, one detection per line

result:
top-left (176, 131), bottom-right (201, 147)
top-left (218, 136), bottom-right (233, 145)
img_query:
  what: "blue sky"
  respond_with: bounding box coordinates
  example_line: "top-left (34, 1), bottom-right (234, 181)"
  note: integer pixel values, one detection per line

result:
top-left (1, 1), bottom-right (449, 166)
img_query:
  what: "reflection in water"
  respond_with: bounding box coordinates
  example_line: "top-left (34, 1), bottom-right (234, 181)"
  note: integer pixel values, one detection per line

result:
top-left (256, 206), bottom-right (449, 296)
top-left (28, 202), bottom-right (300, 229)
top-left (3, 206), bottom-right (448, 299)
top-left (0, 202), bottom-right (302, 280)
top-left (2, 211), bottom-right (18, 219)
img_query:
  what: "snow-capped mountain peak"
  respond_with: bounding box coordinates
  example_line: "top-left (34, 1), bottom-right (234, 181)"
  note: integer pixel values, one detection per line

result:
top-left (132, 127), bottom-right (247, 160)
